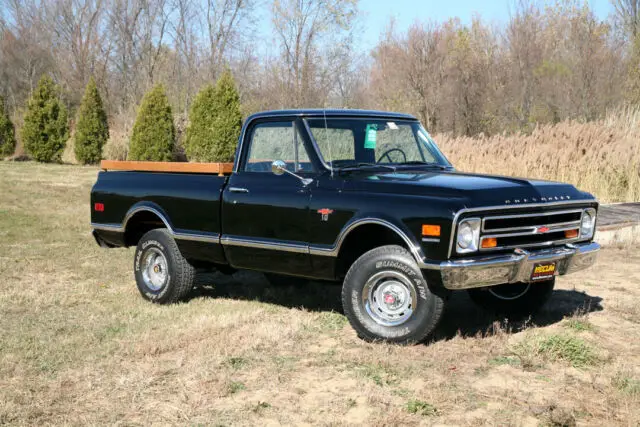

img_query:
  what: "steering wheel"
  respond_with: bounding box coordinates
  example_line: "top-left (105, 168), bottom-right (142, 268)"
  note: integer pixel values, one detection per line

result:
top-left (377, 148), bottom-right (407, 164)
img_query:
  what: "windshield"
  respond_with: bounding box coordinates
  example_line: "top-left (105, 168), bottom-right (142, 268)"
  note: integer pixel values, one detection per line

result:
top-left (305, 118), bottom-right (451, 169)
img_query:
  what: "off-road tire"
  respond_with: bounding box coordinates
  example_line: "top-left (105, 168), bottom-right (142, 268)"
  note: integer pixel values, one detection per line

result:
top-left (467, 279), bottom-right (555, 318)
top-left (134, 229), bottom-right (195, 304)
top-left (341, 245), bottom-right (445, 344)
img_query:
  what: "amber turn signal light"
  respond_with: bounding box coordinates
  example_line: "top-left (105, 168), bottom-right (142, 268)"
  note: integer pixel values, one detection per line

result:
top-left (481, 237), bottom-right (498, 249)
top-left (422, 224), bottom-right (441, 237)
top-left (564, 229), bottom-right (579, 239)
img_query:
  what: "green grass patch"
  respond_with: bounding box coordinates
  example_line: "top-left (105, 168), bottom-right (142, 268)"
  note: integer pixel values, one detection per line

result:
top-left (613, 373), bottom-right (640, 396)
top-left (354, 362), bottom-right (399, 387)
top-left (406, 399), bottom-right (438, 416)
top-left (515, 333), bottom-right (598, 368)
top-left (537, 334), bottom-right (597, 367)
top-left (564, 318), bottom-right (595, 332)
top-left (315, 312), bottom-right (348, 331)
top-left (227, 381), bottom-right (246, 394)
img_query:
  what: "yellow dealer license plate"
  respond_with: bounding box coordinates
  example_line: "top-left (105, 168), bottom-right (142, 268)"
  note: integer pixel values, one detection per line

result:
top-left (531, 262), bottom-right (557, 281)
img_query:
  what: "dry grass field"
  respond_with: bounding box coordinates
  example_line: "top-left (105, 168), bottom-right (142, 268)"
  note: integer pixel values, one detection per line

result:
top-left (1, 161), bottom-right (639, 426)
top-left (438, 108), bottom-right (640, 204)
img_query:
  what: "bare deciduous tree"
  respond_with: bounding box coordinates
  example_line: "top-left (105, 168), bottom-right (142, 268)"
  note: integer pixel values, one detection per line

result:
top-left (612, 0), bottom-right (640, 39)
top-left (271, 0), bottom-right (358, 106)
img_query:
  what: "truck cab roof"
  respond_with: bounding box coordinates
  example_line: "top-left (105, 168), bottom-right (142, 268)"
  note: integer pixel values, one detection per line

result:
top-left (246, 109), bottom-right (417, 122)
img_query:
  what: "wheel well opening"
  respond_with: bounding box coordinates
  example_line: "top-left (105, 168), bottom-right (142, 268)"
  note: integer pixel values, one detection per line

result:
top-left (124, 211), bottom-right (168, 247)
top-left (335, 224), bottom-right (410, 279)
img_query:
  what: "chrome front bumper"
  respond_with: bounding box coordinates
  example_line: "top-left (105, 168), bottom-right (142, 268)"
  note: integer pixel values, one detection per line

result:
top-left (439, 241), bottom-right (600, 290)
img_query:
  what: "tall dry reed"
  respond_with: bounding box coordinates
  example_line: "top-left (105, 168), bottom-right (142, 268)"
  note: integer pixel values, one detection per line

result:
top-left (436, 108), bottom-right (640, 203)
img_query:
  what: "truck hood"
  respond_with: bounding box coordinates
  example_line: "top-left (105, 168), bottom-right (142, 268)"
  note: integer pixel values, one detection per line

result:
top-left (342, 169), bottom-right (595, 207)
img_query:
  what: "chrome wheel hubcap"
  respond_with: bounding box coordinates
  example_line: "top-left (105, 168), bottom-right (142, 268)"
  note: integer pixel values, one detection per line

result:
top-left (141, 248), bottom-right (168, 291)
top-left (363, 271), bottom-right (417, 326)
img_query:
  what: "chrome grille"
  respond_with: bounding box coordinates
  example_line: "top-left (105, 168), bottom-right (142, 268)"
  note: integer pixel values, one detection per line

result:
top-left (479, 209), bottom-right (583, 251)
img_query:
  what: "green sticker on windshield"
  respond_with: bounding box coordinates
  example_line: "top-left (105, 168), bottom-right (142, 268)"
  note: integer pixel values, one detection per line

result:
top-left (364, 124), bottom-right (377, 149)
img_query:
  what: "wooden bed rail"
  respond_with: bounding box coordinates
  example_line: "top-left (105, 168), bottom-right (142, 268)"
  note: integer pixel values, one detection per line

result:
top-left (100, 160), bottom-right (234, 176)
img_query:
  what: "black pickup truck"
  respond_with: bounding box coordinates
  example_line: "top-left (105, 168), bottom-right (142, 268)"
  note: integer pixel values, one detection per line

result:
top-left (91, 109), bottom-right (600, 344)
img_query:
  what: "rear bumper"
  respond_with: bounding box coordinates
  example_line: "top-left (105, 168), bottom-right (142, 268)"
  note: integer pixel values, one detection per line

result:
top-left (438, 241), bottom-right (600, 290)
top-left (92, 229), bottom-right (116, 248)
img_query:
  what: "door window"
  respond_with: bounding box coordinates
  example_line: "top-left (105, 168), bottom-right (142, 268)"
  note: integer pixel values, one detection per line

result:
top-left (245, 121), bottom-right (312, 173)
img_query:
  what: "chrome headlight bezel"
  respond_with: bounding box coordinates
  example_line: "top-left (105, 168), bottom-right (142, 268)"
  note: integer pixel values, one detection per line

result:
top-left (580, 208), bottom-right (597, 239)
top-left (456, 218), bottom-right (481, 254)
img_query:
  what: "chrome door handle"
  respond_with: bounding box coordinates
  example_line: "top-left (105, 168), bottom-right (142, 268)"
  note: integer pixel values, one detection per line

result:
top-left (229, 187), bottom-right (249, 193)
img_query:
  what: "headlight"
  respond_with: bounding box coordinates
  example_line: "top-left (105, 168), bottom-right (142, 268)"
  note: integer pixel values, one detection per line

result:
top-left (456, 218), bottom-right (480, 253)
top-left (580, 208), bottom-right (596, 238)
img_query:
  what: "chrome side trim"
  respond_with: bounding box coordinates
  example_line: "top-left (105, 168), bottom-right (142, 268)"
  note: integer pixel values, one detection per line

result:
top-left (92, 205), bottom-right (221, 244)
top-left (421, 237), bottom-right (440, 243)
top-left (90, 222), bottom-right (124, 232)
top-left (173, 232), bottom-right (221, 243)
top-left (447, 200), bottom-right (598, 258)
top-left (122, 205), bottom-right (172, 231)
top-left (308, 218), bottom-right (433, 268)
top-left (220, 235), bottom-right (309, 253)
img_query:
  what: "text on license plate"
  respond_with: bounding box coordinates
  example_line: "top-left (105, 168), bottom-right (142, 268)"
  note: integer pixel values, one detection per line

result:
top-left (531, 262), bottom-right (557, 281)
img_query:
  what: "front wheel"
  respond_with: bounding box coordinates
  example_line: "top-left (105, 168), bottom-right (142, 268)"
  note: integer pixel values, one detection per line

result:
top-left (134, 229), bottom-right (195, 304)
top-left (341, 245), bottom-right (445, 344)
top-left (467, 279), bottom-right (555, 318)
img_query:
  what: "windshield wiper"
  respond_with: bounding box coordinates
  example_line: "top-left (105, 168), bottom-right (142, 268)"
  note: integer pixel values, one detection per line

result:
top-left (396, 161), bottom-right (450, 170)
top-left (335, 163), bottom-right (397, 173)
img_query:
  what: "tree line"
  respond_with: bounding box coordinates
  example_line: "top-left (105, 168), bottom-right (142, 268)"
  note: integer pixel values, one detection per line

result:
top-left (1, 0), bottom-right (639, 162)
top-left (0, 70), bottom-right (240, 163)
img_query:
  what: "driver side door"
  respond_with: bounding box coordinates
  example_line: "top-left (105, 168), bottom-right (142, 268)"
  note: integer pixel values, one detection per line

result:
top-left (221, 119), bottom-right (316, 276)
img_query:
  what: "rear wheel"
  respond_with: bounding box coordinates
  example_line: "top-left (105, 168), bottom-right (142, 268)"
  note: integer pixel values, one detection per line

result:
top-left (341, 245), bottom-right (445, 344)
top-left (134, 229), bottom-right (195, 304)
top-left (467, 279), bottom-right (555, 318)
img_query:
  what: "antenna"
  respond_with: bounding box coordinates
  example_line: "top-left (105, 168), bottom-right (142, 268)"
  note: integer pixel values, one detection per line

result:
top-left (323, 105), bottom-right (333, 179)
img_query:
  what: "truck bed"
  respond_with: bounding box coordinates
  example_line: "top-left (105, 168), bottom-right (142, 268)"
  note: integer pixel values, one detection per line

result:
top-left (91, 167), bottom-right (229, 264)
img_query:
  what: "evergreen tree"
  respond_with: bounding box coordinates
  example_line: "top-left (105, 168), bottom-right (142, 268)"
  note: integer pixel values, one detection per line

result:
top-left (128, 84), bottom-right (175, 161)
top-left (74, 77), bottom-right (109, 164)
top-left (210, 71), bottom-right (242, 162)
top-left (184, 84), bottom-right (217, 161)
top-left (21, 75), bottom-right (69, 162)
top-left (0, 95), bottom-right (16, 158)
top-left (185, 71), bottom-right (242, 162)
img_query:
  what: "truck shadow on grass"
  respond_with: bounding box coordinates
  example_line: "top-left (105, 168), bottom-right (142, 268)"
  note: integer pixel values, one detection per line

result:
top-left (192, 270), bottom-right (603, 341)
top-left (433, 288), bottom-right (603, 341)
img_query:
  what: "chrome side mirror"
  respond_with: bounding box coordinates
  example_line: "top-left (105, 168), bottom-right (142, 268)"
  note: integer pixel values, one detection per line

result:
top-left (271, 160), bottom-right (313, 186)
top-left (271, 159), bottom-right (287, 175)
